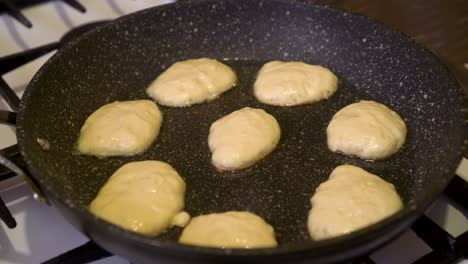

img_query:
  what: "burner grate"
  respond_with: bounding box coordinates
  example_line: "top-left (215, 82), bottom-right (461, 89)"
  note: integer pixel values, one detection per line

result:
top-left (41, 241), bottom-right (112, 264)
top-left (412, 215), bottom-right (468, 263)
top-left (0, 0), bottom-right (86, 28)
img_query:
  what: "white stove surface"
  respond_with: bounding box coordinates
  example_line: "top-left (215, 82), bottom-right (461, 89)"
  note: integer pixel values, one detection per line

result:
top-left (0, 1), bottom-right (467, 263)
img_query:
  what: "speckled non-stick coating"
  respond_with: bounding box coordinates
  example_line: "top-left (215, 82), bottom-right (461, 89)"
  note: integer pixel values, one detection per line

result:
top-left (17, 0), bottom-right (465, 263)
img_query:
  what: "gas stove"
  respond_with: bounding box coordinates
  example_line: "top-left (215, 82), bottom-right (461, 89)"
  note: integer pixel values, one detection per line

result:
top-left (0, 1), bottom-right (467, 263)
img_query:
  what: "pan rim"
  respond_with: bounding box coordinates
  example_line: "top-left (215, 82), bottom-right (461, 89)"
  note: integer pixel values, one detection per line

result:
top-left (16, 0), bottom-right (465, 259)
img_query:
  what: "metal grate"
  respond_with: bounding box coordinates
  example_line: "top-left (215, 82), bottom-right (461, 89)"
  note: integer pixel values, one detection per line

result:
top-left (0, 0), bottom-right (86, 28)
top-left (412, 215), bottom-right (468, 263)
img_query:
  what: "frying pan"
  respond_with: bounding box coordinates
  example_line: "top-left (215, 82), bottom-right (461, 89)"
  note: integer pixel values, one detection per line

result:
top-left (3, 0), bottom-right (465, 263)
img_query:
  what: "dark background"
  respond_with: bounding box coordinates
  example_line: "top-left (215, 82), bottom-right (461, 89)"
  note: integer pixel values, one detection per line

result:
top-left (315, 0), bottom-right (468, 94)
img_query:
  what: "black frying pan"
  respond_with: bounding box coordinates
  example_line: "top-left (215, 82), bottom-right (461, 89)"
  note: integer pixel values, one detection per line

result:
top-left (9, 0), bottom-right (465, 263)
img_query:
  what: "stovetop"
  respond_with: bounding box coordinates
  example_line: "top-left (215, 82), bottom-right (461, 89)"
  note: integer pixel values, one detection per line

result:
top-left (0, 0), bottom-right (467, 263)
